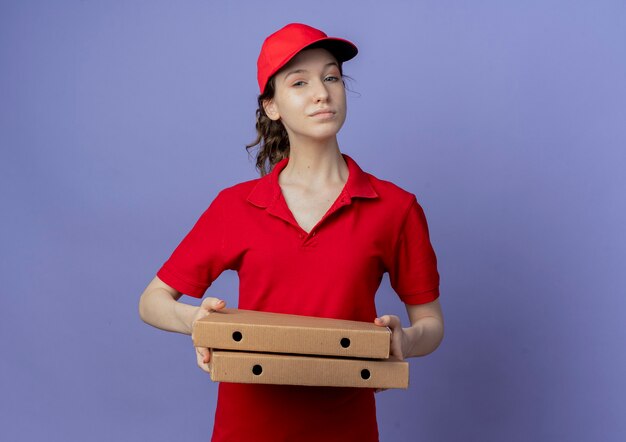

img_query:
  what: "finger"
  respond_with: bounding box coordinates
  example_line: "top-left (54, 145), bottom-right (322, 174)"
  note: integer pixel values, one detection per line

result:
top-left (196, 346), bottom-right (211, 364)
top-left (211, 298), bottom-right (226, 310)
top-left (374, 315), bottom-right (394, 328)
top-left (196, 355), bottom-right (211, 374)
top-left (374, 316), bottom-right (388, 327)
top-left (196, 348), bottom-right (212, 373)
top-left (196, 349), bottom-right (204, 366)
top-left (389, 315), bottom-right (402, 330)
top-left (375, 315), bottom-right (401, 330)
top-left (201, 297), bottom-right (226, 312)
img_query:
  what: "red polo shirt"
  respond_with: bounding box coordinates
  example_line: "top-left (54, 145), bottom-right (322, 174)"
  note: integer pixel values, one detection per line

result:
top-left (157, 153), bottom-right (439, 442)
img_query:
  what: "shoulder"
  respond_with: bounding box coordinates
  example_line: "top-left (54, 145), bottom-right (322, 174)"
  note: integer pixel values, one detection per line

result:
top-left (217, 177), bottom-right (262, 200)
top-left (194, 177), bottom-right (261, 215)
top-left (191, 178), bottom-right (262, 230)
top-left (345, 153), bottom-right (417, 209)
top-left (360, 171), bottom-right (435, 249)
top-left (364, 171), bottom-right (419, 211)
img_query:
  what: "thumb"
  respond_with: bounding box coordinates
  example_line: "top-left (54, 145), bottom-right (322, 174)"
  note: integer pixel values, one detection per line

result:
top-left (374, 315), bottom-right (390, 327)
top-left (375, 315), bottom-right (401, 330)
top-left (201, 297), bottom-right (226, 312)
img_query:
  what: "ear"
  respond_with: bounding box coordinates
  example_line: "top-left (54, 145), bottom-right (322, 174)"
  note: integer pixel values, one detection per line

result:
top-left (263, 98), bottom-right (280, 121)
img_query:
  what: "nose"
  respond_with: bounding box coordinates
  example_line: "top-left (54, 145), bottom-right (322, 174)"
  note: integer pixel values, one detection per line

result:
top-left (311, 78), bottom-right (330, 102)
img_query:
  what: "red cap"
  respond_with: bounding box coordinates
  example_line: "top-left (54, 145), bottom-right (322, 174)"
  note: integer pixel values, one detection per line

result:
top-left (257, 23), bottom-right (358, 94)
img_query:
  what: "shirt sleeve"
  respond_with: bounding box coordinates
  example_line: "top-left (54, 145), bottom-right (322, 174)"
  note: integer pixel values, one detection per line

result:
top-left (156, 190), bottom-right (238, 298)
top-left (388, 196), bottom-right (440, 305)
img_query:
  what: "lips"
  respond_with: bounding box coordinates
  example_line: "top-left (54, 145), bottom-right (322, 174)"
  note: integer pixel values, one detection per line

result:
top-left (310, 109), bottom-right (335, 117)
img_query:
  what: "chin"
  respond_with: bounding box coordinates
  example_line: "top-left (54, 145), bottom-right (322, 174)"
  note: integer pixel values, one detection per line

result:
top-left (309, 132), bottom-right (341, 143)
top-left (288, 122), bottom-right (345, 143)
top-left (310, 124), bottom-right (344, 139)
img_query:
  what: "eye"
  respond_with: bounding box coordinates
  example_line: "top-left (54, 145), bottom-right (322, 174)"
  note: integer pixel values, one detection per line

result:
top-left (292, 80), bottom-right (306, 87)
top-left (324, 76), bottom-right (340, 82)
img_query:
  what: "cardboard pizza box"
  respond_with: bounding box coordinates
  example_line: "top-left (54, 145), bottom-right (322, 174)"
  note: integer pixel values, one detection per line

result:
top-left (192, 308), bottom-right (391, 359)
top-left (208, 350), bottom-right (409, 389)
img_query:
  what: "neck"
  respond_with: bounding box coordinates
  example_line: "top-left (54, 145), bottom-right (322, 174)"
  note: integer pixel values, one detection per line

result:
top-left (280, 137), bottom-right (347, 187)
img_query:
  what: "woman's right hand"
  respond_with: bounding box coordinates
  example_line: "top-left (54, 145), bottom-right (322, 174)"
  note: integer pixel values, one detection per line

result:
top-left (191, 297), bottom-right (226, 373)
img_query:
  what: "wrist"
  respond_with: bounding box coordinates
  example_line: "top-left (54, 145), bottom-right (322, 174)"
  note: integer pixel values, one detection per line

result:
top-left (173, 300), bottom-right (198, 335)
top-left (402, 323), bottom-right (424, 358)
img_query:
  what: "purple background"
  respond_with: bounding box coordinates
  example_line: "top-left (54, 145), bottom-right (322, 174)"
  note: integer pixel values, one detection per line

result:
top-left (2, 1), bottom-right (625, 441)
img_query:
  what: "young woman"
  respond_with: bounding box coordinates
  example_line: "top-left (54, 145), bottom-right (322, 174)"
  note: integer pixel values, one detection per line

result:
top-left (139, 23), bottom-right (444, 442)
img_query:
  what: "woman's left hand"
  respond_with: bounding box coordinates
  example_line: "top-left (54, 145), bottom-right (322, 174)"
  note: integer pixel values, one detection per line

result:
top-left (373, 314), bottom-right (417, 394)
top-left (374, 314), bottom-right (416, 361)
top-left (373, 301), bottom-right (444, 393)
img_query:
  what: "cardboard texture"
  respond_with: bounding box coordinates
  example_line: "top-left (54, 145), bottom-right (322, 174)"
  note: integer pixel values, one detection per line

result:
top-left (192, 308), bottom-right (391, 359)
top-left (209, 350), bottom-right (409, 389)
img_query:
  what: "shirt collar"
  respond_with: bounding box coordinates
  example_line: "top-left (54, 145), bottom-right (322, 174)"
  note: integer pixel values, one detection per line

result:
top-left (247, 153), bottom-right (378, 208)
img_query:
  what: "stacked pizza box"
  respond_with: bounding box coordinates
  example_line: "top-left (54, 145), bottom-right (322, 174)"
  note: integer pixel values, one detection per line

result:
top-left (192, 308), bottom-right (408, 389)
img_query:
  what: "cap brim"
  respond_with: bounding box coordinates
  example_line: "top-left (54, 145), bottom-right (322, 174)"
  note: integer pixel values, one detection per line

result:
top-left (301, 37), bottom-right (358, 63)
top-left (263, 37), bottom-right (358, 93)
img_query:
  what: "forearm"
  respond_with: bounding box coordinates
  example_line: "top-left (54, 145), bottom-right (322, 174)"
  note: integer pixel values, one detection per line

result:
top-left (139, 288), bottom-right (197, 335)
top-left (403, 316), bottom-right (444, 358)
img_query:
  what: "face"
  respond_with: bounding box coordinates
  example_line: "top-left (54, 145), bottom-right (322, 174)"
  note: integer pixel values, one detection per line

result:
top-left (263, 48), bottom-right (347, 144)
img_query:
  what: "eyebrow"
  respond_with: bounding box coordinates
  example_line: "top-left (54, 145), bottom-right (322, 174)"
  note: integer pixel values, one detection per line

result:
top-left (283, 62), bottom-right (340, 81)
